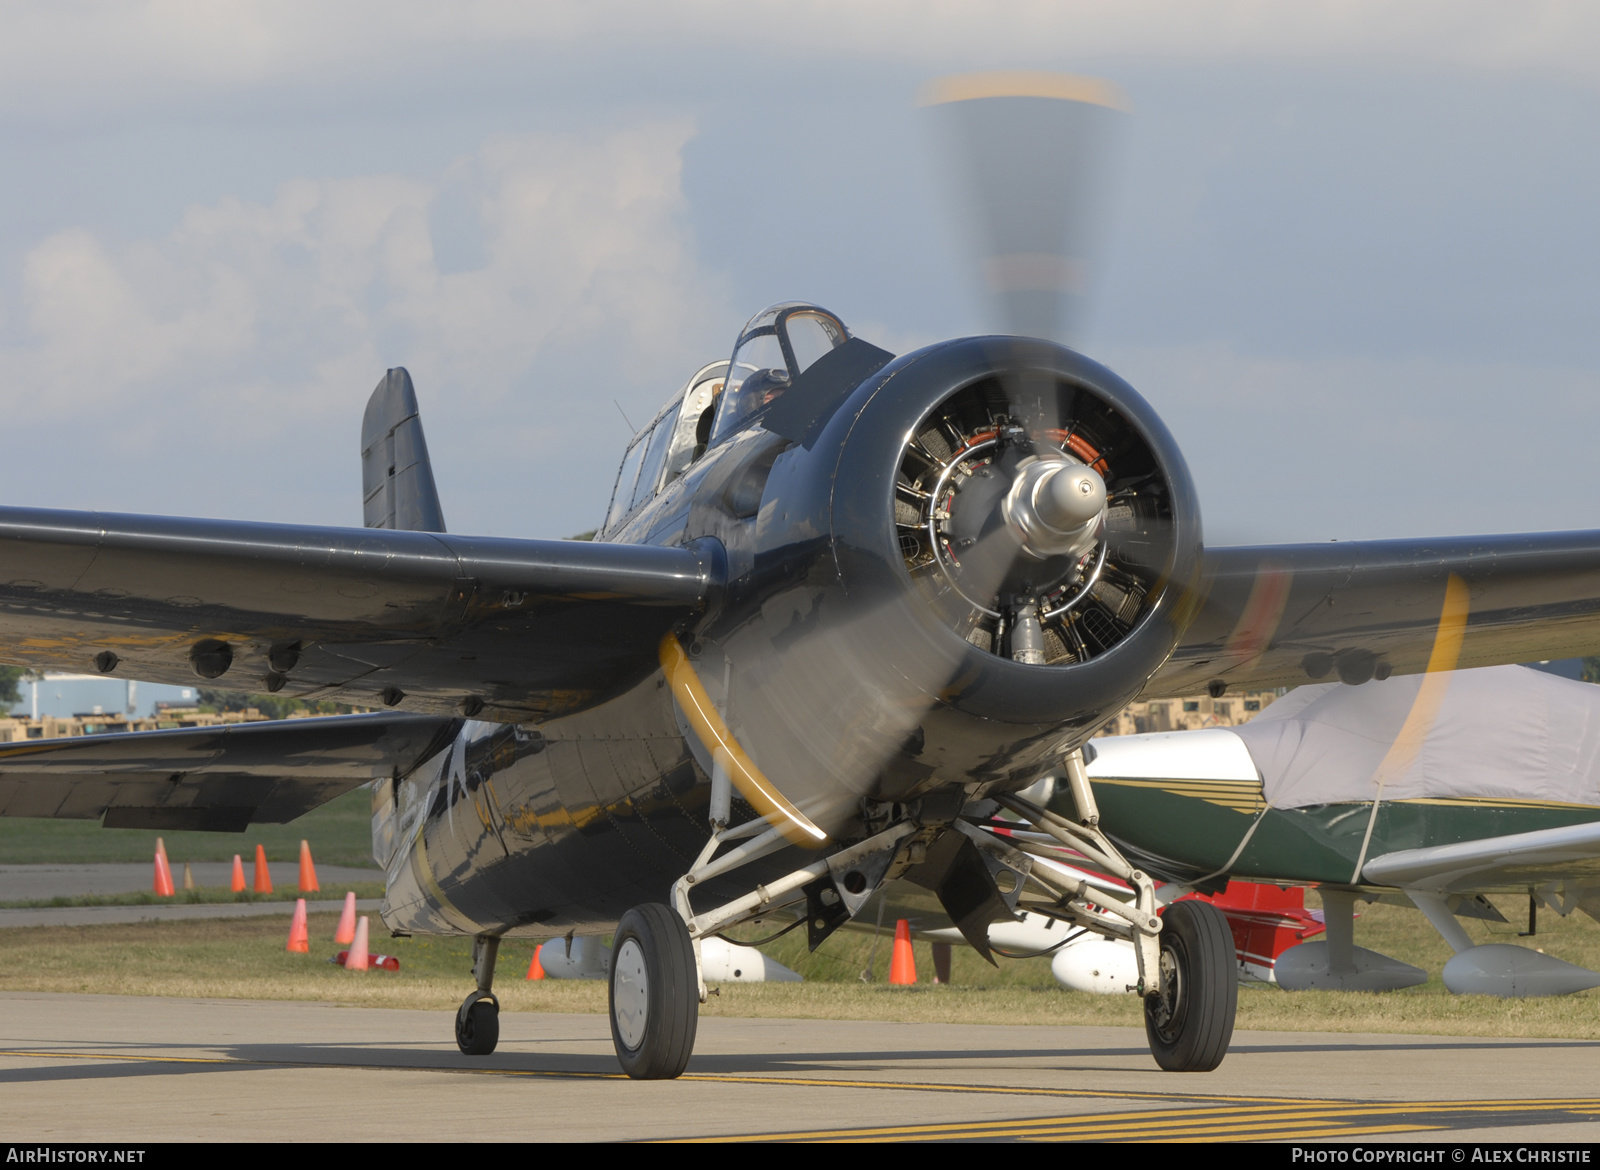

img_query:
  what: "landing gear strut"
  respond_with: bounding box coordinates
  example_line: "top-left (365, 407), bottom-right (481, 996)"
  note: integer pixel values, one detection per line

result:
top-left (605, 814), bottom-right (917, 1080)
top-left (996, 748), bottom-right (1237, 1072)
top-left (455, 933), bottom-right (500, 1056)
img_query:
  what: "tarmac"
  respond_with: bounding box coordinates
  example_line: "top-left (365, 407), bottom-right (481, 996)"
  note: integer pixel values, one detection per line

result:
top-left (0, 862), bottom-right (380, 900)
top-left (0, 863), bottom-right (383, 928)
top-left (1, 992), bottom-right (1597, 1143)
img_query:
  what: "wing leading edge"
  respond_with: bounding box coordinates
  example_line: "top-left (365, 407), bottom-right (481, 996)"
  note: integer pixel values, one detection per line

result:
top-left (1363, 821), bottom-right (1600, 895)
top-left (1146, 532), bottom-right (1600, 698)
top-left (0, 507), bottom-right (722, 722)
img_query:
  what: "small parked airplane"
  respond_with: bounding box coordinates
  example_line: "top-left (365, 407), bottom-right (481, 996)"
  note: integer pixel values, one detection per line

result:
top-left (875, 850), bottom-right (1323, 992)
top-left (1077, 663), bottom-right (1600, 997)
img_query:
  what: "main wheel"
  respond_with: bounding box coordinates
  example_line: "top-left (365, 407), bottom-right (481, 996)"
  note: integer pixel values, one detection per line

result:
top-left (456, 992), bottom-right (499, 1056)
top-left (1143, 899), bottom-right (1237, 1072)
top-left (609, 903), bottom-right (699, 1080)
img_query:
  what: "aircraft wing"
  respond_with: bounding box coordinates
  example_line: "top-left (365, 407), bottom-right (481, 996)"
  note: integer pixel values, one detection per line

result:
top-left (0, 507), bottom-right (720, 722)
top-left (0, 712), bottom-right (457, 830)
top-left (1146, 533), bottom-right (1600, 698)
top-left (1362, 821), bottom-right (1600, 894)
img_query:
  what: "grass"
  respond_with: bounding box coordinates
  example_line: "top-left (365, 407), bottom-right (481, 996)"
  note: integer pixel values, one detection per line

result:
top-left (0, 788), bottom-right (379, 867)
top-left (4, 892), bottom-right (1600, 1039)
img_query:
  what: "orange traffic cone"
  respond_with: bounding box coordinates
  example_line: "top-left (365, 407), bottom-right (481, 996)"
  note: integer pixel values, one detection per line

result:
top-left (888, 919), bottom-right (917, 985)
top-left (155, 837), bottom-right (169, 866)
top-left (334, 891), bottom-right (357, 945)
top-left (297, 839), bottom-right (319, 893)
top-left (253, 844), bottom-right (272, 894)
top-left (526, 944), bottom-right (545, 980)
top-left (346, 916), bottom-right (370, 971)
top-left (152, 844), bottom-right (175, 897)
top-left (286, 898), bottom-right (309, 954)
top-left (230, 854), bottom-right (246, 893)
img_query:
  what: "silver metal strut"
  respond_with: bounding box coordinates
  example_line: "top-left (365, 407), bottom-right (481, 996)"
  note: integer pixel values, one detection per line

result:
top-left (670, 820), bottom-right (916, 1002)
top-left (992, 751), bottom-right (1164, 995)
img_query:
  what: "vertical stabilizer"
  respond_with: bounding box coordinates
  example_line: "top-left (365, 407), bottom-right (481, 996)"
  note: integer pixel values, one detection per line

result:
top-left (361, 368), bottom-right (446, 532)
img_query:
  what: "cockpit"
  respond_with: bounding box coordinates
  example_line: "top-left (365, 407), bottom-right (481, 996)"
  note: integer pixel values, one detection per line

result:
top-left (709, 303), bottom-right (850, 446)
top-left (602, 302), bottom-right (851, 533)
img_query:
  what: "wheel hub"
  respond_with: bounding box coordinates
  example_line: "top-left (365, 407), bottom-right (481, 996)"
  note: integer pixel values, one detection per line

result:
top-left (613, 938), bottom-right (650, 1050)
top-left (1150, 945), bottom-right (1184, 1041)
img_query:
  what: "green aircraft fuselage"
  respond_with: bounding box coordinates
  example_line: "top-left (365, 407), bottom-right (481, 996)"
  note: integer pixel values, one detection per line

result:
top-left (1079, 776), bottom-right (1600, 891)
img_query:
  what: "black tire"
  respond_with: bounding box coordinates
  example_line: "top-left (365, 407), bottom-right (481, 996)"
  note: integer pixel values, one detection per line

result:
top-left (456, 994), bottom-right (499, 1056)
top-left (609, 903), bottom-right (699, 1080)
top-left (1143, 899), bottom-right (1237, 1072)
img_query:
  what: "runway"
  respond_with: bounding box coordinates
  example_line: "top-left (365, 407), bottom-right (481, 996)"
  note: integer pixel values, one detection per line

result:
top-left (0, 863), bottom-right (384, 928)
top-left (0, 862), bottom-right (380, 901)
top-left (1, 993), bottom-right (1598, 1142)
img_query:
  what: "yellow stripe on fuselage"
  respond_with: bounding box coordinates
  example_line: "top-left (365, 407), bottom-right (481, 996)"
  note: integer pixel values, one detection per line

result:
top-left (1094, 776), bottom-right (1600, 817)
top-left (1092, 776), bottom-right (1263, 814)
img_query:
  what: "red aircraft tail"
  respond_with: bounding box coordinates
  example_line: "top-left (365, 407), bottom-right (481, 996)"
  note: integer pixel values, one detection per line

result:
top-left (1180, 882), bottom-right (1325, 982)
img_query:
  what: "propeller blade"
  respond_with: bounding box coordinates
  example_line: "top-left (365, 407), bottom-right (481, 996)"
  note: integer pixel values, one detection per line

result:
top-left (921, 72), bottom-right (1127, 346)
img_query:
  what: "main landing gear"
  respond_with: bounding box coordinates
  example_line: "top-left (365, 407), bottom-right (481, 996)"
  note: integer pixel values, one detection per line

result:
top-left (606, 802), bottom-right (920, 1081)
top-left (996, 750), bottom-right (1236, 1073)
top-left (601, 748), bottom-right (1237, 1079)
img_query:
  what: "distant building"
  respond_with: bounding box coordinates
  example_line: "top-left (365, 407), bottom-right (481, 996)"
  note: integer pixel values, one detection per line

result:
top-left (1096, 690), bottom-right (1282, 737)
top-left (0, 706), bottom-right (269, 744)
top-left (7, 673), bottom-right (200, 720)
top-left (1099, 663), bottom-right (1596, 737)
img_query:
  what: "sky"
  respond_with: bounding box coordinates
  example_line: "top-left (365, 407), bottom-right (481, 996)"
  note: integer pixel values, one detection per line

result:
top-left (0, 2), bottom-right (1597, 545)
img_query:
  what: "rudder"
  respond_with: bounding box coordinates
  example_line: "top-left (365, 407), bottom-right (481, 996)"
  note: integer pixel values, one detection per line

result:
top-left (361, 367), bottom-right (446, 532)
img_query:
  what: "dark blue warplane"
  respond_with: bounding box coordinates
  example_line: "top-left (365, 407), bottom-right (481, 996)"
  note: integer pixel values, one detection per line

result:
top-left (3, 74), bottom-right (1599, 1080)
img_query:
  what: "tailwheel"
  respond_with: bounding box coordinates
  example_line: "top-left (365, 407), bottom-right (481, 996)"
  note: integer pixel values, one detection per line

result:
top-left (609, 903), bottom-right (699, 1080)
top-left (1143, 899), bottom-right (1237, 1072)
top-left (455, 990), bottom-right (499, 1056)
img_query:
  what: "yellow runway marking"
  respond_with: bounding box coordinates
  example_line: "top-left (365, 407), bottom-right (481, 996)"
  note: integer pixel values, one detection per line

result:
top-left (713, 1097), bottom-right (1600, 1143)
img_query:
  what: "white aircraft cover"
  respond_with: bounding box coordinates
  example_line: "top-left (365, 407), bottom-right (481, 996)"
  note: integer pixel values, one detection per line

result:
top-left (1232, 664), bottom-right (1600, 810)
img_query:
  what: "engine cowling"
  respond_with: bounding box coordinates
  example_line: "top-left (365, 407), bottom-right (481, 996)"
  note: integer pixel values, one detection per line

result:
top-left (825, 337), bottom-right (1204, 787)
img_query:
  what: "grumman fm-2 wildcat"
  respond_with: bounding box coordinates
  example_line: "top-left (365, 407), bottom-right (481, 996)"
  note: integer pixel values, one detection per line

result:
top-left (5, 74), bottom-right (1600, 1081)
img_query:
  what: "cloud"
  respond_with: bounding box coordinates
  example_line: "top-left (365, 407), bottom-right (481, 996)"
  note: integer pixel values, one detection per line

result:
top-left (0, 121), bottom-right (731, 533)
top-left (3, 1), bottom-right (1598, 123)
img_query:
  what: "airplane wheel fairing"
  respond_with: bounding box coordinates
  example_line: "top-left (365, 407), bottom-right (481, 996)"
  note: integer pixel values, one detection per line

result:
top-left (1143, 900), bottom-right (1236, 1072)
top-left (455, 993), bottom-right (499, 1056)
top-left (609, 903), bottom-right (698, 1080)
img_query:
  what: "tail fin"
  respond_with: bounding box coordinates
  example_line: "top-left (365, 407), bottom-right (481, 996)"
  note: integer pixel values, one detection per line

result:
top-left (361, 367), bottom-right (446, 532)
